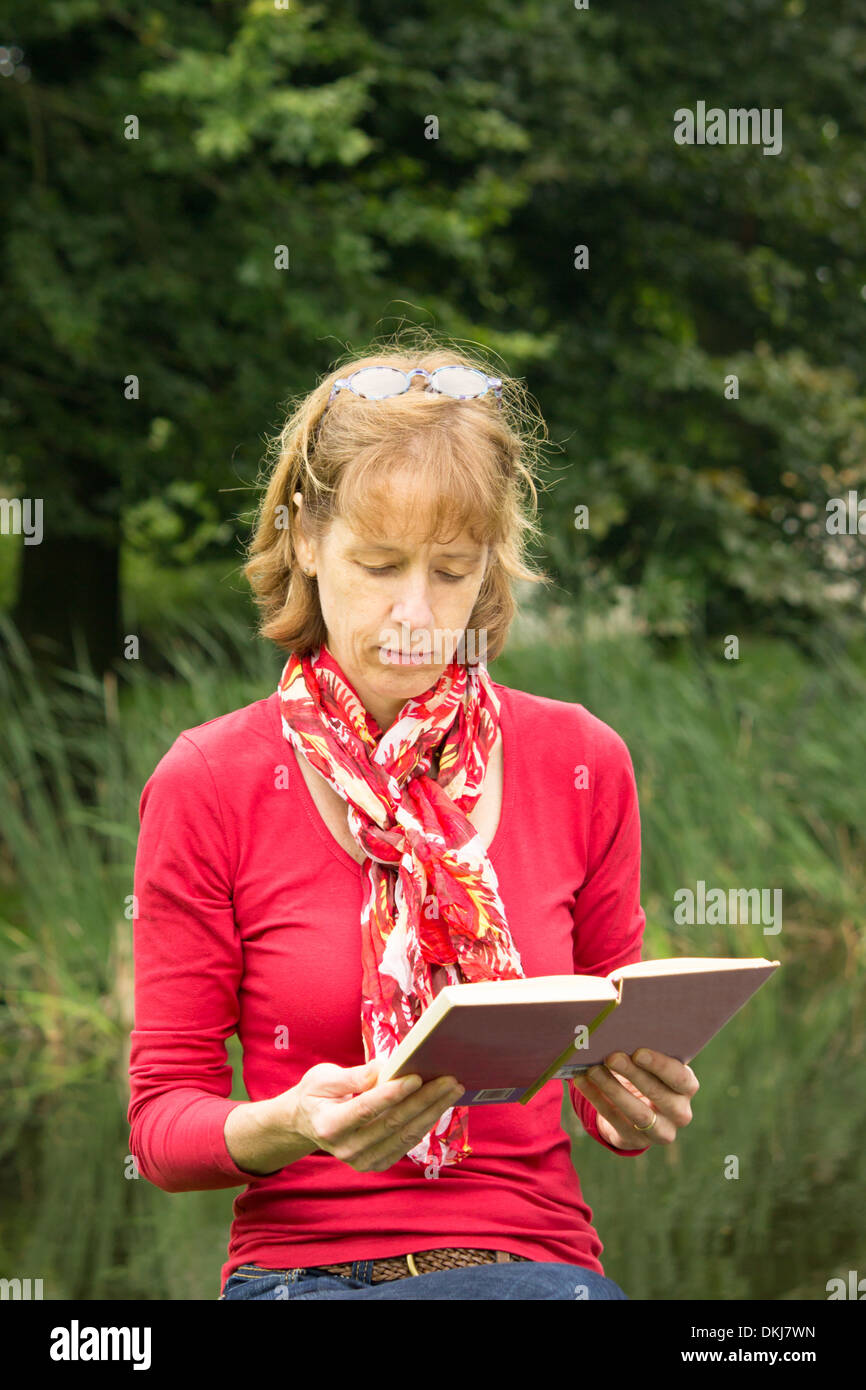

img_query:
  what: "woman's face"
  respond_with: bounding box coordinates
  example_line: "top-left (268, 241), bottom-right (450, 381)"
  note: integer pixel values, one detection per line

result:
top-left (293, 477), bottom-right (489, 731)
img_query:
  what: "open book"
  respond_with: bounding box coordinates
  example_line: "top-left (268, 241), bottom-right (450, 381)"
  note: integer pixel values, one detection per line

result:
top-left (375, 957), bottom-right (780, 1105)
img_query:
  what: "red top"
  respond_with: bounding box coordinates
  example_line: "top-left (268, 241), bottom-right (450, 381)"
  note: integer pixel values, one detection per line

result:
top-left (127, 679), bottom-right (650, 1297)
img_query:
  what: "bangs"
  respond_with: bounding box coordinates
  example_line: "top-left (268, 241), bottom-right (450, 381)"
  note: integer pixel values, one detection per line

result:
top-left (333, 417), bottom-right (505, 551)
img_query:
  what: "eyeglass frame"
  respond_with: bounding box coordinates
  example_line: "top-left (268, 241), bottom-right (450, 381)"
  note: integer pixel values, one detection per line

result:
top-left (326, 365), bottom-right (503, 408)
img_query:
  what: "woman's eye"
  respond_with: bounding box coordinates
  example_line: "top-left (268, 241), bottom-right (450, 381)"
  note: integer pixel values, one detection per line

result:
top-left (361, 565), bottom-right (465, 583)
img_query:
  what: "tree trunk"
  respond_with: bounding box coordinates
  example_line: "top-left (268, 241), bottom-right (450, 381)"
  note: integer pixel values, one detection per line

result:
top-left (12, 494), bottom-right (121, 680)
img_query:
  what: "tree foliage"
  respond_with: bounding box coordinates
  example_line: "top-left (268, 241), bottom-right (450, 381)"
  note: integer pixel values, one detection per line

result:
top-left (2, 0), bottom-right (865, 668)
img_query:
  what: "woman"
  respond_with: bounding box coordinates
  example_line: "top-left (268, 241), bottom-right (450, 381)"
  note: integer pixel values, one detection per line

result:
top-left (127, 341), bottom-right (699, 1301)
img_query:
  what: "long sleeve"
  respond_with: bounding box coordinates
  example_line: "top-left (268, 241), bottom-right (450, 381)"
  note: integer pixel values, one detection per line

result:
top-left (568, 716), bottom-right (651, 1157)
top-left (127, 733), bottom-right (259, 1192)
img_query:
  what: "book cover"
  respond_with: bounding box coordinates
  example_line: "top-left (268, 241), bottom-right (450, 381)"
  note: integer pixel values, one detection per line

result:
top-left (374, 957), bottom-right (781, 1105)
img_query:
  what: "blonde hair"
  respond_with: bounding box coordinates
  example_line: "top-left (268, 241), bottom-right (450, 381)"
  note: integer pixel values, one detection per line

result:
top-left (243, 328), bottom-right (552, 662)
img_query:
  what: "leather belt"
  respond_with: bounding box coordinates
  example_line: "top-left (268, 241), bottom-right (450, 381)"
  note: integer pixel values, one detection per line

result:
top-left (314, 1248), bottom-right (531, 1282)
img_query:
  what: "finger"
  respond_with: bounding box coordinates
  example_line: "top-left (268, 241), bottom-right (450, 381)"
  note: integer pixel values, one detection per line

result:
top-left (598, 1053), bottom-right (698, 1127)
top-left (576, 1068), bottom-right (670, 1141)
top-left (358, 1087), bottom-right (461, 1168)
top-left (609, 1066), bottom-right (693, 1130)
top-left (591, 1056), bottom-right (669, 1112)
top-left (606, 1050), bottom-right (699, 1098)
top-left (348, 1075), bottom-right (458, 1147)
top-left (323, 1073), bottom-right (428, 1137)
top-left (308, 1061), bottom-right (384, 1101)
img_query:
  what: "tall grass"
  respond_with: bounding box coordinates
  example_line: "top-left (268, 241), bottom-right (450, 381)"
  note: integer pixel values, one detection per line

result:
top-left (497, 623), bottom-right (866, 1299)
top-left (0, 608), bottom-right (863, 1299)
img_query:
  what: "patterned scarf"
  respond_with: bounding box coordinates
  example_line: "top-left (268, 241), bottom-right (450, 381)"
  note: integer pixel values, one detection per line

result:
top-left (277, 642), bottom-right (525, 1175)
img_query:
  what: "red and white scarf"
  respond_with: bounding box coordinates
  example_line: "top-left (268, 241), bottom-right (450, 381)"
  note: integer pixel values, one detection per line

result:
top-left (277, 642), bottom-right (525, 1175)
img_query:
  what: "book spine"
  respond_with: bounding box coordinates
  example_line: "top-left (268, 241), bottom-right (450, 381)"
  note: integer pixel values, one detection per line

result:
top-left (518, 985), bottom-right (623, 1106)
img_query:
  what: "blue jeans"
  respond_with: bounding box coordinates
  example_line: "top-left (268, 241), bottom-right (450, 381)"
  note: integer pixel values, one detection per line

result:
top-left (219, 1257), bottom-right (628, 1300)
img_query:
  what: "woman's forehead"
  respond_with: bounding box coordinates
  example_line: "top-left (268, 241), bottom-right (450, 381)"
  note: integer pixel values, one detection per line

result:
top-left (330, 512), bottom-right (484, 555)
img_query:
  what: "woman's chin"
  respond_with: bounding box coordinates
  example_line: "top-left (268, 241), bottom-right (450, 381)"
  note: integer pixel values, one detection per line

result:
top-left (372, 657), bottom-right (446, 696)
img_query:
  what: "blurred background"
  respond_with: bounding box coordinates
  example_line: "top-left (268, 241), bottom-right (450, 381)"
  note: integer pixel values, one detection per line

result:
top-left (1, 0), bottom-right (864, 1300)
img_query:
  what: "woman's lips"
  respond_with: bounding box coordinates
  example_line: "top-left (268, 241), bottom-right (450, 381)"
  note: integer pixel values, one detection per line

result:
top-left (379, 647), bottom-right (429, 666)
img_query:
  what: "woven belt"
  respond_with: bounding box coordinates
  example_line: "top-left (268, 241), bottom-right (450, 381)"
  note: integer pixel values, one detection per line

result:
top-left (315, 1248), bottom-right (531, 1282)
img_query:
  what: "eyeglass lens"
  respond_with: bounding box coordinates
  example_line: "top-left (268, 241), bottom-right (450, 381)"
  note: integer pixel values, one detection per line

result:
top-left (350, 367), bottom-right (408, 399)
top-left (349, 365), bottom-right (490, 400)
top-left (430, 366), bottom-right (488, 398)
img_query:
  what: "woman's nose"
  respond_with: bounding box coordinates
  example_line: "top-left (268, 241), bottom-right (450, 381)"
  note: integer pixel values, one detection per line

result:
top-left (390, 581), bottom-right (435, 629)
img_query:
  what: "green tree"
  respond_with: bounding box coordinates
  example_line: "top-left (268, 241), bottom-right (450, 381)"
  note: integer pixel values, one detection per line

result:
top-left (2, 0), bottom-right (865, 672)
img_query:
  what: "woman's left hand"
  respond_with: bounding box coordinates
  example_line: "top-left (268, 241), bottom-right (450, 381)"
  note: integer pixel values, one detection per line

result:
top-left (571, 1049), bottom-right (699, 1149)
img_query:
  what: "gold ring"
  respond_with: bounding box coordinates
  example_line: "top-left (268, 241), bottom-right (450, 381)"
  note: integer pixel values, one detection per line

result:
top-left (632, 1110), bottom-right (658, 1133)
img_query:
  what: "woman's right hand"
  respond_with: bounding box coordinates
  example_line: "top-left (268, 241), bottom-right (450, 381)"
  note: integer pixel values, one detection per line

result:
top-left (285, 1061), bottom-right (464, 1173)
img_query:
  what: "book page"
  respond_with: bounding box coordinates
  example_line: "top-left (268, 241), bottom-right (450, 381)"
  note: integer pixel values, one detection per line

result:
top-left (611, 956), bottom-right (779, 979)
top-left (579, 960), bottom-right (780, 1069)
